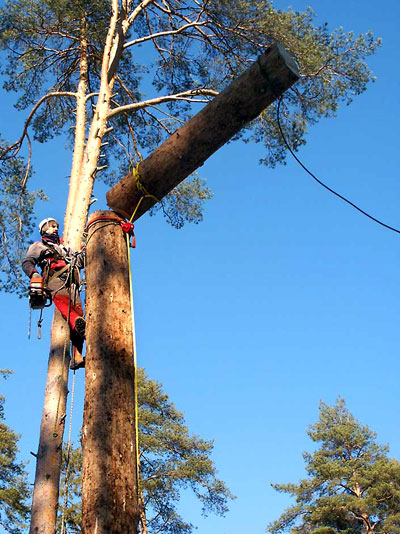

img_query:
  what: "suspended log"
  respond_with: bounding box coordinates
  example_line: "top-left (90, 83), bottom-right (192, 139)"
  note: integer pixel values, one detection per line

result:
top-left (82, 210), bottom-right (139, 534)
top-left (106, 42), bottom-right (299, 220)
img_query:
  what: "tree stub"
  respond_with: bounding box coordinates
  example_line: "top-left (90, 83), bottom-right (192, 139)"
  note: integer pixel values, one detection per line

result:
top-left (82, 210), bottom-right (139, 534)
top-left (106, 42), bottom-right (299, 220)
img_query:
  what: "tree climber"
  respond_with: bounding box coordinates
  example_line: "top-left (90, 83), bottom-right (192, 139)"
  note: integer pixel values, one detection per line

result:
top-left (22, 217), bottom-right (86, 370)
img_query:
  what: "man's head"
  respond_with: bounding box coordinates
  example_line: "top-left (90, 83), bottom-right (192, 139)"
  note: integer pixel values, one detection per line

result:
top-left (39, 217), bottom-right (59, 236)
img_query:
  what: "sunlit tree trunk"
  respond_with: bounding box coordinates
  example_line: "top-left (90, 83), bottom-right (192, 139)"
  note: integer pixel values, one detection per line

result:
top-left (82, 210), bottom-right (139, 534)
top-left (29, 7), bottom-right (132, 531)
top-left (29, 311), bottom-right (70, 534)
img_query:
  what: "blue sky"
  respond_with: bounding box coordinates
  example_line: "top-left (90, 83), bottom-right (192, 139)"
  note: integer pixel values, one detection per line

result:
top-left (1, 0), bottom-right (400, 532)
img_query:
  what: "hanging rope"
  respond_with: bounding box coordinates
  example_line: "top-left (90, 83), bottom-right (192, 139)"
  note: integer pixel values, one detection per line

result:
top-left (60, 369), bottom-right (76, 534)
top-left (125, 230), bottom-right (141, 496)
top-left (53, 264), bottom-right (74, 439)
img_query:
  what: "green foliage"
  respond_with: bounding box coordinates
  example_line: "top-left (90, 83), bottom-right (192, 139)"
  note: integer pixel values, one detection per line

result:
top-left (58, 444), bottom-right (82, 534)
top-left (0, 370), bottom-right (31, 534)
top-left (0, 0), bottom-right (381, 173)
top-left (268, 398), bottom-right (400, 534)
top-left (57, 369), bottom-right (233, 534)
top-left (0, 137), bottom-right (47, 296)
top-left (150, 175), bottom-right (213, 229)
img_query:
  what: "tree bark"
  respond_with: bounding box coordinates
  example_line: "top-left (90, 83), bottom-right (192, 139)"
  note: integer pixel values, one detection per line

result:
top-left (106, 42), bottom-right (299, 220)
top-left (82, 210), bottom-right (139, 534)
top-left (29, 311), bottom-right (70, 534)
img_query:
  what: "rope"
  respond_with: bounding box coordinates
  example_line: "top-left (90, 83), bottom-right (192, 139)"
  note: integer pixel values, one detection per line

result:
top-left (276, 97), bottom-right (400, 235)
top-left (60, 370), bottom-right (76, 534)
top-left (53, 264), bottom-right (74, 439)
top-left (131, 164), bottom-right (160, 205)
top-left (125, 231), bottom-right (141, 497)
top-left (127, 164), bottom-right (162, 493)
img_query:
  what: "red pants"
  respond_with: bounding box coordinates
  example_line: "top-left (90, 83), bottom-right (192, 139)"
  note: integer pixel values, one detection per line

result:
top-left (53, 294), bottom-right (83, 331)
top-left (47, 275), bottom-right (84, 354)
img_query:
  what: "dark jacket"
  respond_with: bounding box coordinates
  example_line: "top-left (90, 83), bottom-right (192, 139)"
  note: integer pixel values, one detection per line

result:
top-left (22, 240), bottom-right (84, 279)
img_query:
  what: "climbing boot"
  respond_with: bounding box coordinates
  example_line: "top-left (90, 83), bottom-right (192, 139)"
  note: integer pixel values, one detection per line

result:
top-left (75, 316), bottom-right (86, 338)
top-left (70, 347), bottom-right (85, 370)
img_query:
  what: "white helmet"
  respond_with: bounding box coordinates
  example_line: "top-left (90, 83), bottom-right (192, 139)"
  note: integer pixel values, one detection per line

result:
top-left (38, 217), bottom-right (59, 234)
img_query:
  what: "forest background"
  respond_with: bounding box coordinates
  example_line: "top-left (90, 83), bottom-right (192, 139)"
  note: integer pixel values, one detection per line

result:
top-left (1, 0), bottom-right (399, 533)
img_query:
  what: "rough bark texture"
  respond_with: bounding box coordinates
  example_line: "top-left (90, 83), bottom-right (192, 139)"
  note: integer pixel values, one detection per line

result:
top-left (82, 210), bottom-right (139, 534)
top-left (106, 42), bottom-right (299, 220)
top-left (29, 311), bottom-right (70, 534)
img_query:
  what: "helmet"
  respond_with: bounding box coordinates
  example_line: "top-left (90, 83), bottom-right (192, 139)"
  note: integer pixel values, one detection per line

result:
top-left (38, 217), bottom-right (59, 234)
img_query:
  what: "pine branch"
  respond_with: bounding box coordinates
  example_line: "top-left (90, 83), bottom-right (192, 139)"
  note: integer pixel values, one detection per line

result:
top-left (107, 88), bottom-right (218, 119)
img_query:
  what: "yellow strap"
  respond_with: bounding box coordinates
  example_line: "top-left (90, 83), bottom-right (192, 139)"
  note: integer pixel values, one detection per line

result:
top-left (128, 165), bottom-right (160, 492)
top-left (130, 165), bottom-right (160, 223)
top-left (126, 231), bottom-right (141, 494)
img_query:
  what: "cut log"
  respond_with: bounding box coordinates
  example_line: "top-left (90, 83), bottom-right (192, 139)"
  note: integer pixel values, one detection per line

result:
top-left (106, 42), bottom-right (299, 220)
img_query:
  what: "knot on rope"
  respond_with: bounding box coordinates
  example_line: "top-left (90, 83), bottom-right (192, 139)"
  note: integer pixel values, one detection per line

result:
top-left (121, 222), bottom-right (136, 248)
top-left (85, 216), bottom-right (136, 248)
top-left (131, 165), bottom-right (160, 204)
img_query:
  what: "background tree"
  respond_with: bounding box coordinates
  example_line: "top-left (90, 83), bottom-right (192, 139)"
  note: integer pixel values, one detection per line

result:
top-left (0, 137), bottom-right (46, 296)
top-left (57, 368), bottom-right (233, 534)
top-left (0, 369), bottom-right (31, 534)
top-left (268, 398), bottom-right (400, 534)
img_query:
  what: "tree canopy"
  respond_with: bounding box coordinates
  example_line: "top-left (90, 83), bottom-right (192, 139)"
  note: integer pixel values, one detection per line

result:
top-left (57, 368), bottom-right (233, 534)
top-left (268, 398), bottom-right (400, 534)
top-left (0, 370), bottom-right (31, 534)
top-left (0, 0), bottom-right (381, 290)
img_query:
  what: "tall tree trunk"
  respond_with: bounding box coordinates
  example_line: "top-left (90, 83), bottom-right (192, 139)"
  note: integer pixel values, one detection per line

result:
top-left (29, 7), bottom-right (131, 534)
top-left (64, 14), bottom-right (89, 245)
top-left (139, 489), bottom-right (148, 534)
top-left (82, 210), bottom-right (139, 534)
top-left (29, 311), bottom-right (71, 534)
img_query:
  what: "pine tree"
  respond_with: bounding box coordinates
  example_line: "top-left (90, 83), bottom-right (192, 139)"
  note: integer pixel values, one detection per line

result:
top-left (268, 398), bottom-right (400, 534)
top-left (0, 0), bottom-right (381, 276)
top-left (0, 370), bottom-right (31, 534)
top-left (57, 369), bottom-right (233, 534)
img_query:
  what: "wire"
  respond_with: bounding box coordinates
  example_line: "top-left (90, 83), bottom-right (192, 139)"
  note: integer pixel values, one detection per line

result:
top-left (276, 97), bottom-right (400, 235)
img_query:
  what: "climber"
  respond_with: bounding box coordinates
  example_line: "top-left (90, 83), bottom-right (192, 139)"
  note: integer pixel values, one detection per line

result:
top-left (22, 217), bottom-right (86, 370)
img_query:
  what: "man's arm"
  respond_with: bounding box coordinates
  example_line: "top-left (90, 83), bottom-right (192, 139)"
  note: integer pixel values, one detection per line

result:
top-left (22, 242), bottom-right (44, 278)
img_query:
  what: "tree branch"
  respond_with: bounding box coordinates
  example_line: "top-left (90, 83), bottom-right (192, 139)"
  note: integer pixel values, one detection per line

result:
top-left (123, 20), bottom-right (209, 48)
top-left (107, 89), bottom-right (218, 119)
top-left (0, 91), bottom-right (77, 160)
top-left (128, 0), bottom-right (157, 26)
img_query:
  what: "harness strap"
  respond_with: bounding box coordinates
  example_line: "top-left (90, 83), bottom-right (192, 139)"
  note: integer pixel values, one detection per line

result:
top-left (47, 263), bottom-right (71, 284)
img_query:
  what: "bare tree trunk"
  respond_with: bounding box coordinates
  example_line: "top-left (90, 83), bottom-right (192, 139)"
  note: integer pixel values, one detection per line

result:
top-left (82, 210), bottom-right (139, 534)
top-left (29, 311), bottom-right (70, 534)
top-left (64, 15), bottom-right (89, 245)
top-left (106, 42), bottom-right (299, 220)
top-left (139, 489), bottom-right (148, 534)
top-left (29, 8), bottom-right (132, 534)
